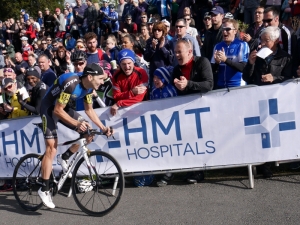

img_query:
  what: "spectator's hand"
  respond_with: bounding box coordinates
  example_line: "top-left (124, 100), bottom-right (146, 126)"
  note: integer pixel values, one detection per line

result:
top-left (123, 28), bottom-right (128, 33)
top-left (174, 76), bottom-right (188, 91)
top-left (214, 50), bottom-right (221, 64)
top-left (3, 103), bottom-right (13, 112)
top-left (54, 59), bottom-right (60, 66)
top-left (249, 50), bottom-right (257, 65)
top-left (75, 11), bottom-right (79, 16)
top-left (27, 50), bottom-right (34, 55)
top-left (53, 14), bottom-right (57, 19)
top-left (261, 74), bottom-right (274, 83)
top-left (0, 106), bottom-right (6, 115)
top-left (110, 104), bottom-right (119, 116)
top-left (16, 92), bottom-right (24, 103)
top-left (152, 38), bottom-right (158, 49)
top-left (217, 47), bottom-right (227, 62)
top-left (243, 33), bottom-right (252, 42)
top-left (132, 84), bottom-right (147, 95)
top-left (92, 89), bottom-right (98, 97)
top-left (66, 51), bottom-right (71, 62)
top-left (20, 67), bottom-right (26, 74)
top-left (159, 38), bottom-right (165, 48)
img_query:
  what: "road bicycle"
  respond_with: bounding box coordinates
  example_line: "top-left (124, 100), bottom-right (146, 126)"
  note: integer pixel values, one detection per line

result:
top-left (12, 124), bottom-right (124, 217)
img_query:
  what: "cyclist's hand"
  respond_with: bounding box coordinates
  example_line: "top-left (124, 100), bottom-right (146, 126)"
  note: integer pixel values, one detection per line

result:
top-left (76, 121), bottom-right (91, 132)
top-left (103, 126), bottom-right (113, 137)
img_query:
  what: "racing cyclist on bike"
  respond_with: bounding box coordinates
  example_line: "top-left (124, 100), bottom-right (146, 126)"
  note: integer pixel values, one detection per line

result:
top-left (38, 63), bottom-right (112, 209)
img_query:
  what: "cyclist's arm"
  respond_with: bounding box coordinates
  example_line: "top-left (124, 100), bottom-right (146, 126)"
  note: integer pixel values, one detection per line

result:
top-left (83, 101), bottom-right (107, 131)
top-left (53, 102), bottom-right (79, 128)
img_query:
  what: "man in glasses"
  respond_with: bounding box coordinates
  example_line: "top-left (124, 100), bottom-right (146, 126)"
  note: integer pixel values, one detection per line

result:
top-left (0, 77), bottom-right (30, 119)
top-left (211, 19), bottom-right (249, 89)
top-left (201, 6), bottom-right (224, 61)
top-left (263, 6), bottom-right (295, 57)
top-left (171, 19), bottom-right (201, 66)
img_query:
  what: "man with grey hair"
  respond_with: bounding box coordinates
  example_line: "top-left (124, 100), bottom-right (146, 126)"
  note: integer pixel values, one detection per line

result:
top-left (243, 26), bottom-right (292, 86)
top-left (242, 25), bottom-right (292, 178)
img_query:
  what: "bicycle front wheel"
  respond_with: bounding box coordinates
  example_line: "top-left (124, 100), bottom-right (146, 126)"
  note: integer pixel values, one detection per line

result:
top-left (12, 153), bottom-right (43, 211)
top-left (72, 151), bottom-right (124, 217)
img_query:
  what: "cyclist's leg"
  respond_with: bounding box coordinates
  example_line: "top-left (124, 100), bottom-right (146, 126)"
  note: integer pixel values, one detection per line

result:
top-left (39, 106), bottom-right (58, 208)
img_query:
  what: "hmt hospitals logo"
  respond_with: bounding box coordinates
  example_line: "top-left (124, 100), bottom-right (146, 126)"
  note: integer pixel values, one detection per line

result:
top-left (244, 99), bottom-right (296, 148)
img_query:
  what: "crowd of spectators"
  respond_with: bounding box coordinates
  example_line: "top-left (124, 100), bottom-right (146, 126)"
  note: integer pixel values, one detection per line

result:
top-left (1, 0), bottom-right (300, 189)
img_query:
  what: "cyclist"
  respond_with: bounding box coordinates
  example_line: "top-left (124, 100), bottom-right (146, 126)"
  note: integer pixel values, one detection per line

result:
top-left (38, 63), bottom-right (112, 209)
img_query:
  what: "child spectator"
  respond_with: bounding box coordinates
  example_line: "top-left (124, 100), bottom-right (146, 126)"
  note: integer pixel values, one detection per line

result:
top-left (150, 66), bottom-right (177, 100)
top-left (104, 35), bottom-right (120, 63)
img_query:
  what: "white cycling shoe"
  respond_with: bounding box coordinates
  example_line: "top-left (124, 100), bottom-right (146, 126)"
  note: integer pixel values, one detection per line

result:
top-left (38, 188), bottom-right (55, 209)
top-left (58, 155), bottom-right (72, 178)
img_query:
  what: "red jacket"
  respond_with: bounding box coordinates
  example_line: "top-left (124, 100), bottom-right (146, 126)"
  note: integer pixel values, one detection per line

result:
top-left (26, 24), bottom-right (36, 39)
top-left (112, 67), bottom-right (148, 107)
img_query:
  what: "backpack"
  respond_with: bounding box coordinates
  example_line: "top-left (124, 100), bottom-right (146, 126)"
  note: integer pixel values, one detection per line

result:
top-left (97, 49), bottom-right (104, 61)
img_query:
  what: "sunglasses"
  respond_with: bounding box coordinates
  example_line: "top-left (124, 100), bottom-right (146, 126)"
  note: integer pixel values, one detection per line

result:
top-left (154, 29), bottom-right (162, 32)
top-left (184, 18), bottom-right (191, 21)
top-left (126, 19), bottom-right (131, 20)
top-left (263, 18), bottom-right (273, 23)
top-left (141, 17), bottom-right (146, 18)
top-left (204, 17), bottom-right (211, 21)
top-left (73, 61), bottom-right (85, 66)
top-left (76, 45), bottom-right (84, 49)
top-left (222, 27), bottom-right (236, 32)
top-left (3, 68), bottom-right (14, 73)
top-left (176, 25), bottom-right (185, 29)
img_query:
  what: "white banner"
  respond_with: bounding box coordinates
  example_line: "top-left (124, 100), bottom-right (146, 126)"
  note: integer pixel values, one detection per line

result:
top-left (1, 80), bottom-right (300, 177)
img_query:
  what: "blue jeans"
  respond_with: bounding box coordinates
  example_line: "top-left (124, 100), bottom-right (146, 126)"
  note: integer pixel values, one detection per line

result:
top-left (244, 7), bottom-right (256, 25)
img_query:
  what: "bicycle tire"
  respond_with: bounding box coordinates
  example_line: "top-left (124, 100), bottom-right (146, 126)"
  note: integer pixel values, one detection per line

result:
top-left (12, 153), bottom-right (43, 211)
top-left (72, 151), bottom-right (124, 217)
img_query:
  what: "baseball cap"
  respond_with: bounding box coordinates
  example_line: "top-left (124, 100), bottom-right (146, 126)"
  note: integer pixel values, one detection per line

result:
top-left (20, 36), bottom-right (28, 41)
top-left (2, 78), bottom-right (15, 87)
top-left (55, 8), bottom-right (61, 12)
top-left (148, 17), bottom-right (157, 24)
top-left (20, 9), bottom-right (25, 13)
top-left (126, 14), bottom-right (132, 19)
top-left (210, 6), bottom-right (224, 15)
top-left (204, 12), bottom-right (211, 18)
top-left (118, 49), bottom-right (135, 64)
top-left (224, 12), bottom-right (234, 19)
top-left (82, 63), bottom-right (104, 77)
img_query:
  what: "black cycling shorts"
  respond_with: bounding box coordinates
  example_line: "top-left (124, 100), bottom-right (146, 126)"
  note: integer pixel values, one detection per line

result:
top-left (41, 105), bottom-right (83, 139)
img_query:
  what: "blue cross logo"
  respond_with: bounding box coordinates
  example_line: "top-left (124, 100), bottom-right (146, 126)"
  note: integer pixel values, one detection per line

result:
top-left (244, 99), bottom-right (296, 148)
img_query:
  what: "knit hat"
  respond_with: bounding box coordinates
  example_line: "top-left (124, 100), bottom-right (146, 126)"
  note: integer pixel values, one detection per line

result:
top-left (118, 49), bottom-right (135, 64)
top-left (26, 68), bottom-right (40, 79)
top-left (82, 63), bottom-right (104, 77)
top-left (153, 66), bottom-right (174, 85)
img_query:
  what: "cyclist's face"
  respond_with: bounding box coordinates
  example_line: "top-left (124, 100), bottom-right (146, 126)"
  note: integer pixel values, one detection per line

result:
top-left (90, 75), bottom-right (105, 89)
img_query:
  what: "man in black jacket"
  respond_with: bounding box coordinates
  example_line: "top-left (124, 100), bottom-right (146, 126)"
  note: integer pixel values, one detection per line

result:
top-left (17, 69), bottom-right (48, 115)
top-left (172, 39), bottom-right (213, 183)
top-left (201, 6), bottom-right (224, 61)
top-left (44, 8), bottom-right (57, 38)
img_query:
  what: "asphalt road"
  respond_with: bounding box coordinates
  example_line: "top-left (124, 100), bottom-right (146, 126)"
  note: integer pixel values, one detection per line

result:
top-left (1, 174), bottom-right (300, 225)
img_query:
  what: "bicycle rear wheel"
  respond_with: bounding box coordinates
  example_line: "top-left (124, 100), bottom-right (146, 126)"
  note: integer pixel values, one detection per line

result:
top-left (72, 151), bottom-right (124, 217)
top-left (12, 153), bottom-right (43, 211)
